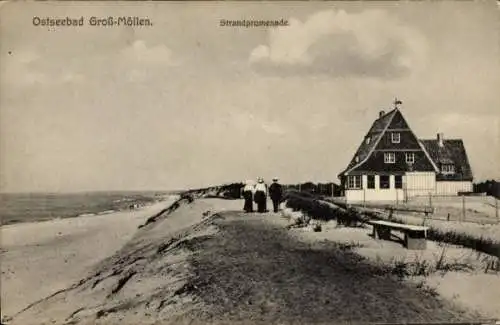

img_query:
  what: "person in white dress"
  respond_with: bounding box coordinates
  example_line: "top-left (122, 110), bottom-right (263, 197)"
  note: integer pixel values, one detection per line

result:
top-left (254, 178), bottom-right (268, 213)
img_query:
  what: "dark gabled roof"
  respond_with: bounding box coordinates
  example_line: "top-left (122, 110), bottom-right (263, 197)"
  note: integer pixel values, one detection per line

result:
top-left (338, 109), bottom-right (397, 176)
top-left (420, 139), bottom-right (473, 181)
top-left (338, 106), bottom-right (474, 181)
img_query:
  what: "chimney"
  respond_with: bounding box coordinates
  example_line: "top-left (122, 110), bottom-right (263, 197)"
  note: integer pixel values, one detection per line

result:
top-left (379, 110), bottom-right (385, 118)
top-left (437, 133), bottom-right (444, 147)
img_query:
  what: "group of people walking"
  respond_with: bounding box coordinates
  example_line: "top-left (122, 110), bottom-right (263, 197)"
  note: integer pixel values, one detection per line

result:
top-left (242, 177), bottom-right (283, 213)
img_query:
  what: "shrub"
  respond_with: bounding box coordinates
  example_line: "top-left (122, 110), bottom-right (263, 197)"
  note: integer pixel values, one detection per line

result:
top-left (180, 193), bottom-right (194, 203)
top-left (426, 228), bottom-right (500, 259)
top-left (285, 192), bottom-right (363, 227)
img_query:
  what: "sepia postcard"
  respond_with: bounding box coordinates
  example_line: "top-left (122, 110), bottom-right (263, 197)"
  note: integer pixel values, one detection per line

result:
top-left (0, 1), bottom-right (499, 325)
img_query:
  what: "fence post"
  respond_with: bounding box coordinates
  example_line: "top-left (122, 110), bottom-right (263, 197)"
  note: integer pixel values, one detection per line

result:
top-left (428, 192), bottom-right (432, 209)
top-left (462, 195), bottom-right (466, 222)
top-left (363, 189), bottom-right (366, 208)
top-left (496, 198), bottom-right (498, 223)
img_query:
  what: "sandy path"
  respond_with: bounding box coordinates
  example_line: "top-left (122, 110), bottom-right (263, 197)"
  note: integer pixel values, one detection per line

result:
top-left (178, 211), bottom-right (476, 323)
top-left (0, 196), bottom-right (178, 319)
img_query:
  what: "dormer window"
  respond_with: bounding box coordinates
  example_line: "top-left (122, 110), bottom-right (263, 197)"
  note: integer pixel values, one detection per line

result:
top-left (355, 156), bottom-right (360, 163)
top-left (441, 164), bottom-right (455, 174)
top-left (365, 136), bottom-right (371, 145)
top-left (391, 132), bottom-right (400, 143)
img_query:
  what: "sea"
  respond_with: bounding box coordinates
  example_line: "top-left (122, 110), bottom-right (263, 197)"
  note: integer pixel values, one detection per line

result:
top-left (0, 191), bottom-right (176, 226)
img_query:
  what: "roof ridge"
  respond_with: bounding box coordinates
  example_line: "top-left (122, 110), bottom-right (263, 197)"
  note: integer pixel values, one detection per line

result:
top-left (342, 109), bottom-right (399, 175)
top-left (417, 141), bottom-right (440, 172)
top-left (375, 107), bottom-right (398, 121)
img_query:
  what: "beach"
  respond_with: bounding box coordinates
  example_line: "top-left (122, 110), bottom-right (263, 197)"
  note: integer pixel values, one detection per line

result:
top-left (0, 196), bottom-right (178, 319)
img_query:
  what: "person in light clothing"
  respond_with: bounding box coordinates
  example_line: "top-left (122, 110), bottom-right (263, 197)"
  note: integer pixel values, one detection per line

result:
top-left (254, 178), bottom-right (268, 213)
top-left (242, 180), bottom-right (255, 213)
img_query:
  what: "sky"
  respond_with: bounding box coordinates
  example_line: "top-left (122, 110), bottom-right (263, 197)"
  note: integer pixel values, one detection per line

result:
top-left (1, 1), bottom-right (499, 192)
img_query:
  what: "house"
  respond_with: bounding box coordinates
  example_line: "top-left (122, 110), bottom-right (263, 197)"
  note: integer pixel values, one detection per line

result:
top-left (338, 100), bottom-right (473, 203)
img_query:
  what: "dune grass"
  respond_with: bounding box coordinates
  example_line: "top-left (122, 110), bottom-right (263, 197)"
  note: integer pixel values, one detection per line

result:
top-left (382, 244), bottom-right (480, 280)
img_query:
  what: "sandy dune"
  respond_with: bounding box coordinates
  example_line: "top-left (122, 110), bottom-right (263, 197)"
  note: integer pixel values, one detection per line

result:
top-left (2, 197), bottom-right (499, 324)
top-left (1, 196), bottom-right (178, 320)
top-left (5, 198), bottom-right (242, 325)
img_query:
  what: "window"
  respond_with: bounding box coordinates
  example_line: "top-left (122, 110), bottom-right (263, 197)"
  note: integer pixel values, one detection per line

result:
top-left (405, 152), bottom-right (415, 164)
top-left (347, 175), bottom-right (362, 189)
top-left (395, 175), bottom-right (403, 189)
top-left (391, 132), bottom-right (401, 143)
top-left (441, 164), bottom-right (455, 174)
top-left (380, 175), bottom-right (390, 189)
top-left (365, 137), bottom-right (371, 145)
top-left (384, 152), bottom-right (395, 164)
top-left (367, 175), bottom-right (375, 189)
top-left (355, 156), bottom-right (360, 163)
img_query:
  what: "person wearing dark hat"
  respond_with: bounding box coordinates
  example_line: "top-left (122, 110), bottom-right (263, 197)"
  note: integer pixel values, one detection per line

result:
top-left (269, 177), bottom-right (283, 213)
top-left (254, 177), bottom-right (268, 213)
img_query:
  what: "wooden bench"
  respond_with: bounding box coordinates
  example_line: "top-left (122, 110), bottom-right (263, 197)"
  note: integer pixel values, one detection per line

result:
top-left (370, 220), bottom-right (429, 250)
